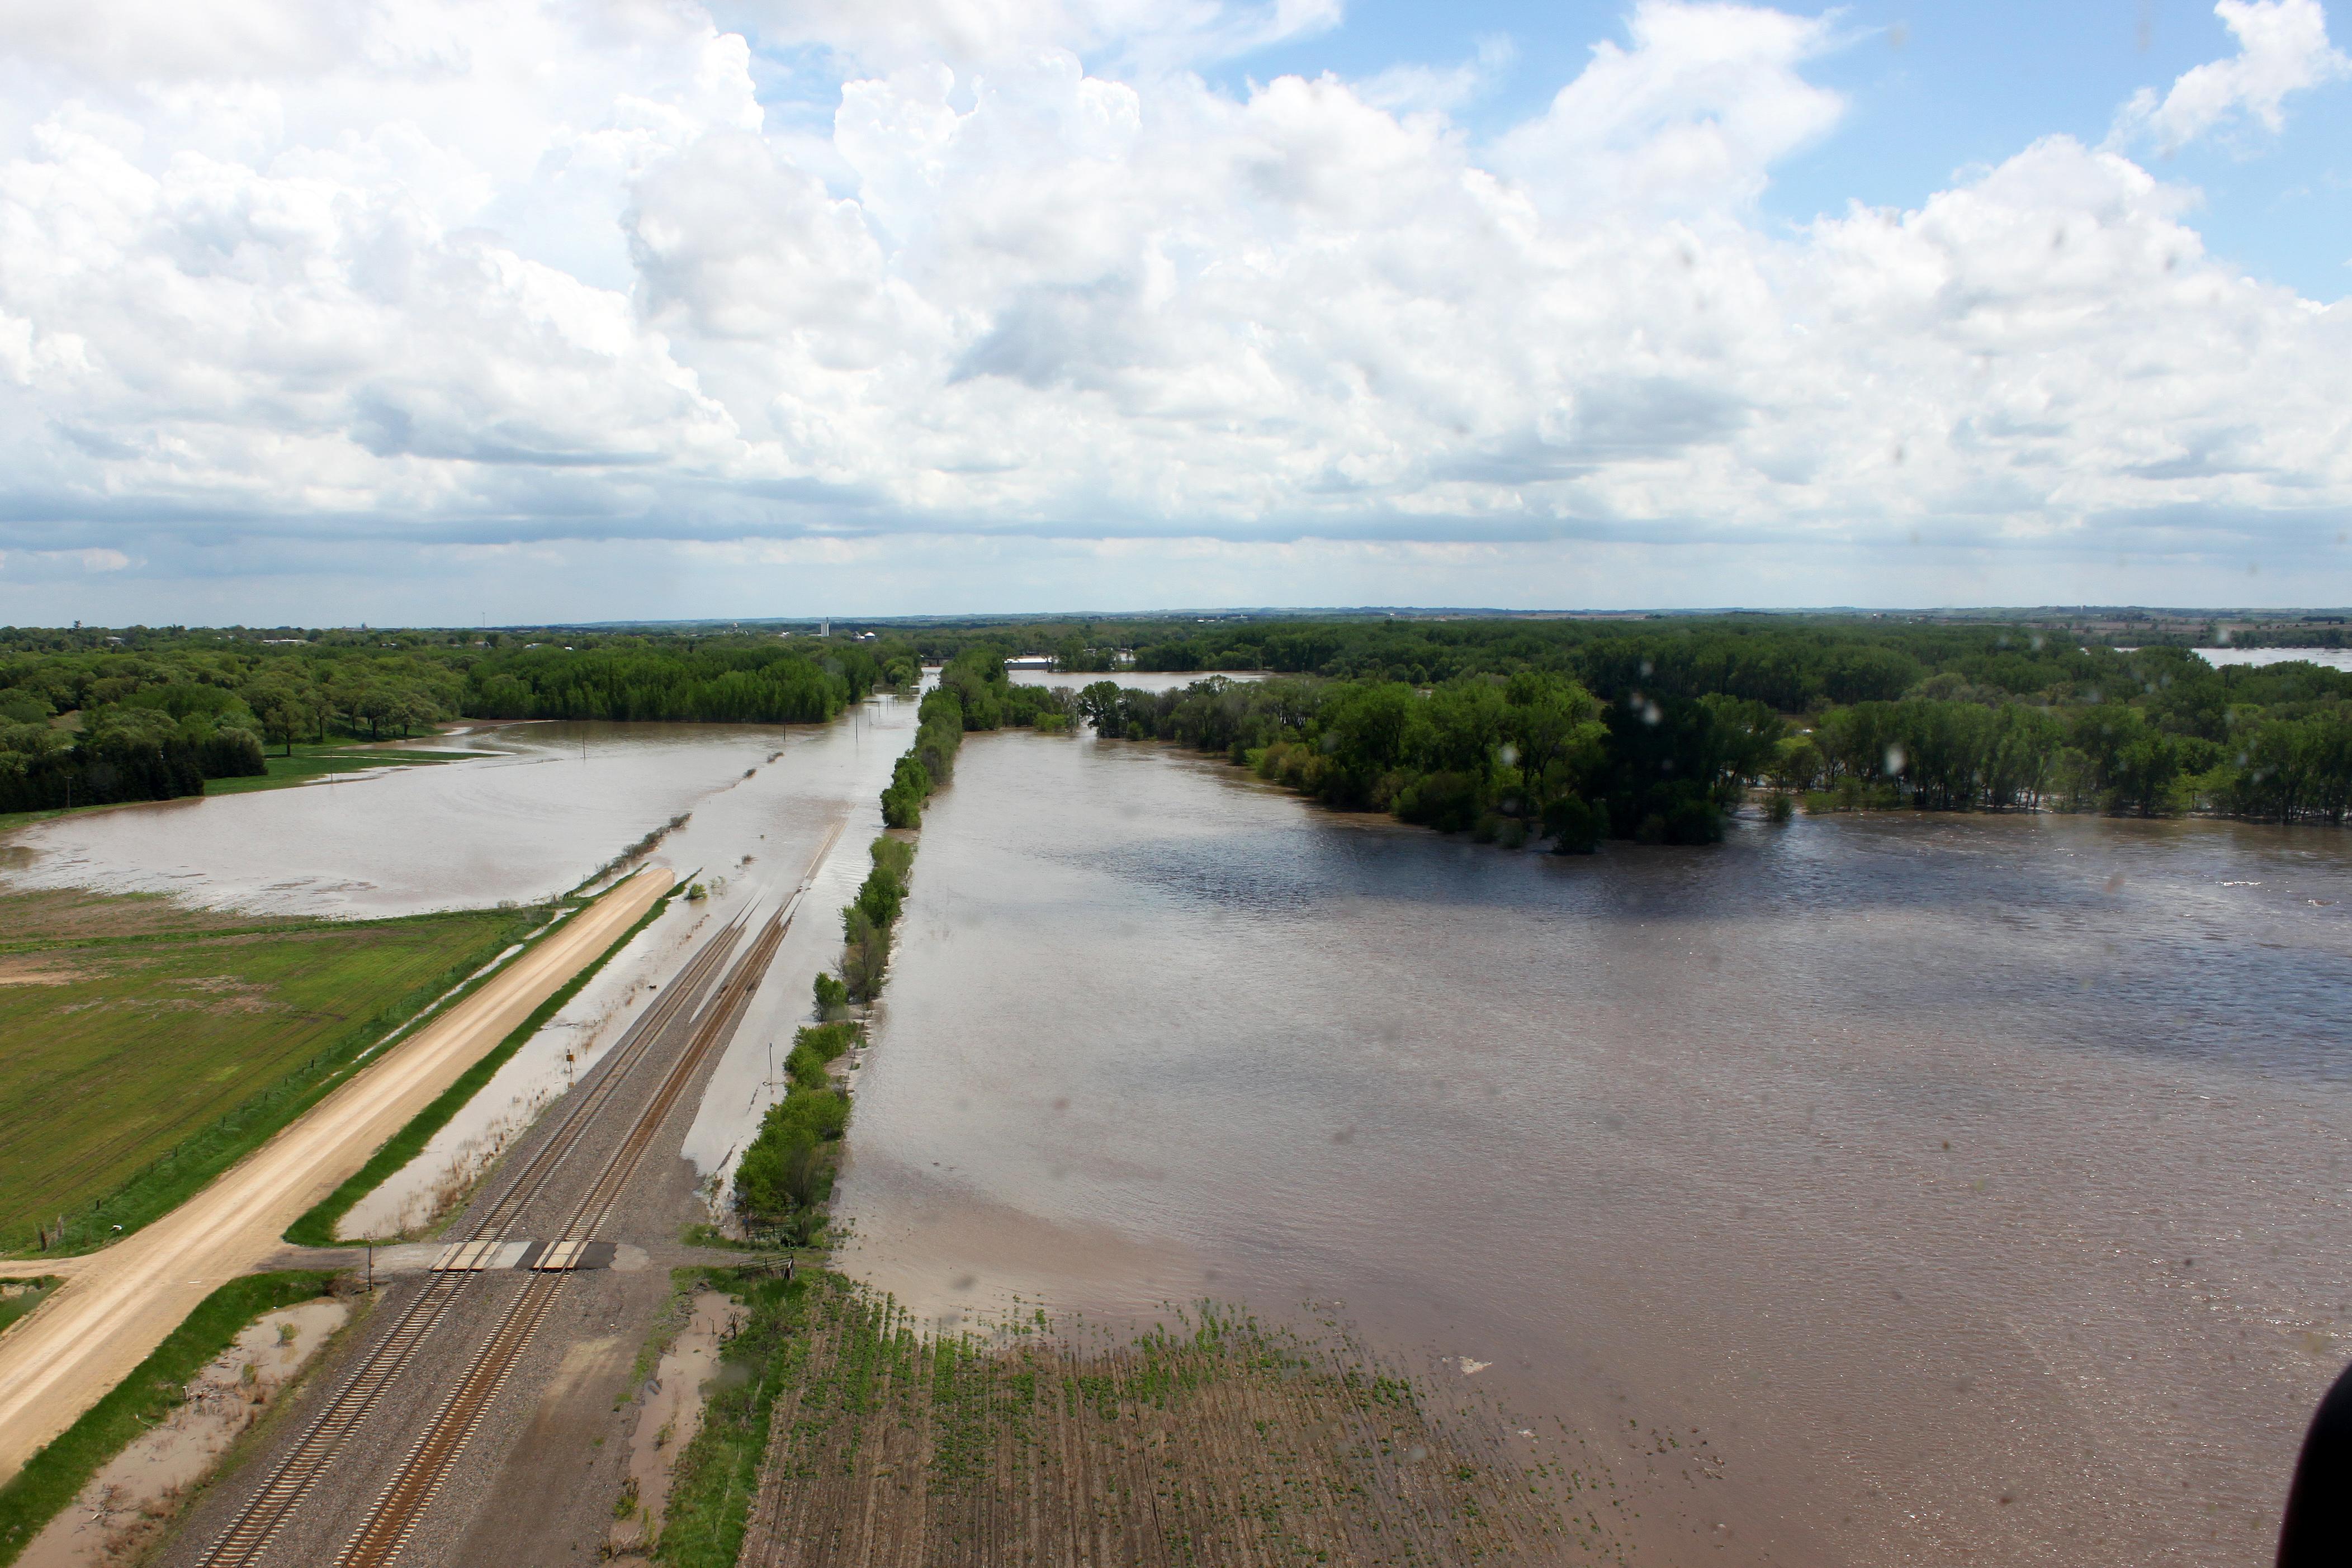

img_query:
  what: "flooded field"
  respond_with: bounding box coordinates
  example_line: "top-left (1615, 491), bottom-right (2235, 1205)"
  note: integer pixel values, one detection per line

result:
top-left (324, 702), bottom-right (912, 1231)
top-left (0, 713), bottom-right (903, 918)
top-left (0, 703), bottom-right (913, 1235)
top-left (736, 1274), bottom-right (1575, 1568)
top-left (2195, 647), bottom-right (2352, 672)
top-left (836, 731), bottom-right (2352, 1566)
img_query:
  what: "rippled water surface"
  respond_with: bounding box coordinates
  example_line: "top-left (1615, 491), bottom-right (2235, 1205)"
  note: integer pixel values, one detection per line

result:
top-left (837, 731), bottom-right (2352, 1566)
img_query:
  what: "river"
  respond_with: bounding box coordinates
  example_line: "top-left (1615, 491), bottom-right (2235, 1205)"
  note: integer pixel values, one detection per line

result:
top-left (834, 727), bottom-right (2352, 1566)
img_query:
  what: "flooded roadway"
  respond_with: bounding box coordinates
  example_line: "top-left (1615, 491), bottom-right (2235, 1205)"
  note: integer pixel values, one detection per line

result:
top-left (835, 728), bottom-right (2352, 1567)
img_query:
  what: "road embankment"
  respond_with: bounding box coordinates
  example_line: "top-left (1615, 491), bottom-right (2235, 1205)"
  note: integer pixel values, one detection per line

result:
top-left (0, 868), bottom-right (671, 1485)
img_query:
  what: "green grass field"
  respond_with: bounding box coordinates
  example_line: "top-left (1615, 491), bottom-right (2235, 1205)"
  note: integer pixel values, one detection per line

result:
top-left (0, 888), bottom-right (531, 1254)
top-left (201, 743), bottom-right (481, 797)
top-left (0, 741), bottom-right (481, 833)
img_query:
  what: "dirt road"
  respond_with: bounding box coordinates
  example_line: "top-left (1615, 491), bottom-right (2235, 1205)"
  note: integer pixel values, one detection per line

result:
top-left (0, 869), bottom-right (671, 1483)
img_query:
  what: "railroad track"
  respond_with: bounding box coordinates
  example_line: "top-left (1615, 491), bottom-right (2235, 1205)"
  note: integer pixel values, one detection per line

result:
top-left (335, 904), bottom-right (793, 1566)
top-left (195, 906), bottom-right (749, 1568)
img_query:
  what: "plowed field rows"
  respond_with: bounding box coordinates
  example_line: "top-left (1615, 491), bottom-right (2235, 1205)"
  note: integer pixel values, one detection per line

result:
top-left (736, 1276), bottom-right (1616, 1567)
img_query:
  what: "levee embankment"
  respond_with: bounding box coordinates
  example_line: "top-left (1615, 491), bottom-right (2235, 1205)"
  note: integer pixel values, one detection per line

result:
top-left (0, 868), bottom-right (670, 1484)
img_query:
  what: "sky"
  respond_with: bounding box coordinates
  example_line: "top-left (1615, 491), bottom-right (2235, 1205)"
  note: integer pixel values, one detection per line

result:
top-left (1, 0), bottom-right (2349, 625)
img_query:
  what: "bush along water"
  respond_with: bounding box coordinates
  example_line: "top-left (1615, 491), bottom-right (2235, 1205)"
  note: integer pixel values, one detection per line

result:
top-left (1073, 645), bottom-right (2352, 845)
top-left (1075, 670), bottom-right (1763, 850)
top-left (730, 838), bottom-right (917, 1246)
top-left (878, 650), bottom-right (1073, 830)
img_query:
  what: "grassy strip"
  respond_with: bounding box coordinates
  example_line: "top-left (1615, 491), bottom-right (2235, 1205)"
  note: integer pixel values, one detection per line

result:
top-left (654, 1266), bottom-right (812, 1568)
top-left (0, 807), bottom-right (90, 834)
top-left (0, 1280), bottom-right (59, 1339)
top-left (0, 903), bottom-right (529, 958)
top-left (677, 1224), bottom-right (774, 1254)
top-left (0, 1271), bottom-right (334, 1568)
top-left (283, 884), bottom-right (680, 1247)
top-left (20, 912), bottom-right (538, 1257)
top-left (0, 744), bottom-right (476, 826)
top-left (201, 749), bottom-right (476, 797)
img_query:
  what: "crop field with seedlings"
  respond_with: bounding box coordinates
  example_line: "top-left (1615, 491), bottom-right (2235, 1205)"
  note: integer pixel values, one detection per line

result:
top-left (665, 1270), bottom-right (1609, 1568)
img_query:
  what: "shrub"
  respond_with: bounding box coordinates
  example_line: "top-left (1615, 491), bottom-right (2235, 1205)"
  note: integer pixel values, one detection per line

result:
top-left (812, 973), bottom-right (849, 1020)
top-left (785, 1023), bottom-right (860, 1090)
top-left (869, 835), bottom-right (914, 884)
top-left (1542, 793), bottom-right (1605, 854)
top-left (840, 906), bottom-right (888, 1000)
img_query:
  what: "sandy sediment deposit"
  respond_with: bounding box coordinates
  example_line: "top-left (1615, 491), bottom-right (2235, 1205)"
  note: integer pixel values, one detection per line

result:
top-left (15, 1298), bottom-right (349, 1568)
top-left (607, 1289), bottom-right (745, 1564)
top-left (0, 869), bottom-right (670, 1484)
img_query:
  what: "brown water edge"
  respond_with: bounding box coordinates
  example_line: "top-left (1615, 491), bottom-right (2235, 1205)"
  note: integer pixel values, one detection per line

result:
top-left (835, 729), bottom-right (2352, 1567)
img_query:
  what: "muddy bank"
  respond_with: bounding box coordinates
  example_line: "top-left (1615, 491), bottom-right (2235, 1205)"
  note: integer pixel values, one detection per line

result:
top-left (15, 1298), bottom-right (348, 1568)
top-left (607, 1288), bottom-right (747, 1563)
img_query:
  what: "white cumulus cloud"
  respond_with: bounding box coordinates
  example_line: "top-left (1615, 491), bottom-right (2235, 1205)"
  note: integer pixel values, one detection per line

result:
top-left (2110, 0), bottom-right (2351, 153)
top-left (0, 0), bottom-right (2345, 620)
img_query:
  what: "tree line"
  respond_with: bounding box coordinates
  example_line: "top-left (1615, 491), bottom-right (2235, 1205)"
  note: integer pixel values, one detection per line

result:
top-left (1078, 674), bottom-right (1746, 846)
top-left (12, 617), bottom-right (2352, 832)
top-left (1072, 635), bottom-right (2352, 845)
top-left (0, 628), bottom-right (889, 814)
top-left (879, 650), bottom-right (1071, 830)
top-left (732, 833), bottom-right (920, 1240)
top-left (1, 694), bottom-right (265, 813)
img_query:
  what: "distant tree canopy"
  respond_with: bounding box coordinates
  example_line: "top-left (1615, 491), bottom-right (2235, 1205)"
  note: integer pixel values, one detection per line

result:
top-left (9, 617), bottom-right (2352, 830)
top-left (0, 626), bottom-right (883, 813)
top-left (1068, 632), bottom-right (2352, 841)
top-left (464, 641), bottom-right (874, 724)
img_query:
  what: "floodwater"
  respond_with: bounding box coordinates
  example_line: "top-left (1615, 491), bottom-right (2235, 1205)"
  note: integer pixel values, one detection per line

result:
top-left (328, 698), bottom-right (912, 1230)
top-left (0, 701), bottom-right (912, 1230)
top-left (0, 716), bottom-right (898, 918)
top-left (1007, 669), bottom-right (1266, 693)
top-left (835, 732), bottom-right (2352, 1567)
top-left (2195, 647), bottom-right (2352, 672)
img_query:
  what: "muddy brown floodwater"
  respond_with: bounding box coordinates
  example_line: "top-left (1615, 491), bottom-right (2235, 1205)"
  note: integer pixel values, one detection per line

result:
top-left (835, 729), bottom-right (2352, 1567)
top-left (0, 713), bottom-right (903, 918)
